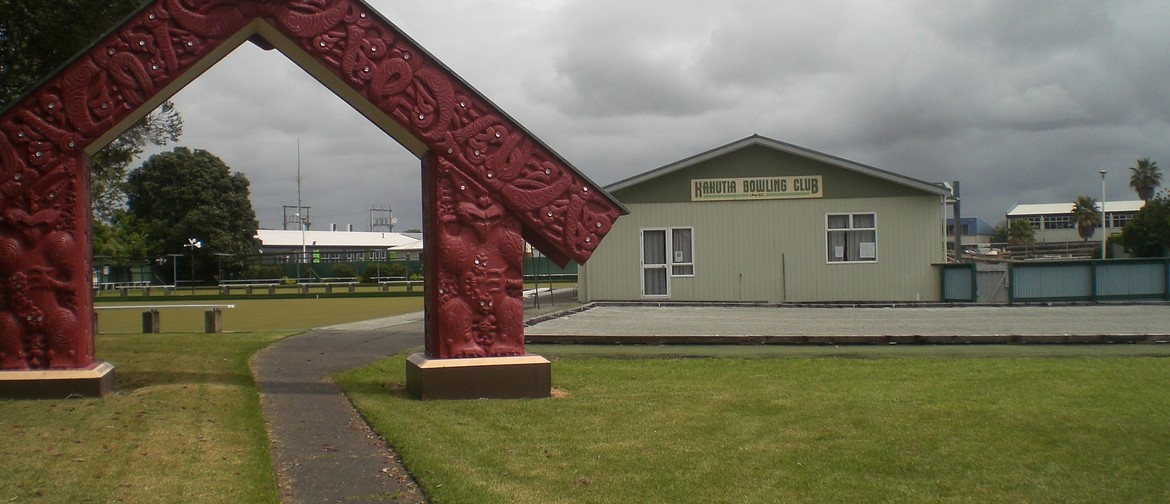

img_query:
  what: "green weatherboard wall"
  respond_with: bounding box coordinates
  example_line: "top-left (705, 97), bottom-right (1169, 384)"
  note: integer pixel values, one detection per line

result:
top-left (612, 144), bottom-right (930, 203)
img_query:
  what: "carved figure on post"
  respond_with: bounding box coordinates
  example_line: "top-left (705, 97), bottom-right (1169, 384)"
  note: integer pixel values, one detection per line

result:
top-left (0, 130), bottom-right (91, 370)
top-left (1, 0), bottom-right (625, 399)
top-left (428, 158), bottom-right (527, 358)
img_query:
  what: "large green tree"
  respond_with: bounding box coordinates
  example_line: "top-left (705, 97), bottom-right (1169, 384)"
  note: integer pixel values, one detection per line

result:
top-left (92, 210), bottom-right (147, 259)
top-left (1129, 157), bottom-right (1162, 202)
top-left (0, 0), bottom-right (146, 107)
top-left (1070, 195), bottom-right (1100, 242)
top-left (2, 0), bottom-right (183, 255)
top-left (126, 147), bottom-right (259, 284)
top-left (1119, 196), bottom-right (1170, 257)
top-left (89, 102), bottom-right (183, 222)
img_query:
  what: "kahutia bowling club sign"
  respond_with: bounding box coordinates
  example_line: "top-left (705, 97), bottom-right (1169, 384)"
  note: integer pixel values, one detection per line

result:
top-left (691, 176), bottom-right (823, 201)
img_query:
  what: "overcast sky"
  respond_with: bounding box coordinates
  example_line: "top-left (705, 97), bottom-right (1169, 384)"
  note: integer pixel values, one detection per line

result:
top-left (144, 0), bottom-right (1170, 232)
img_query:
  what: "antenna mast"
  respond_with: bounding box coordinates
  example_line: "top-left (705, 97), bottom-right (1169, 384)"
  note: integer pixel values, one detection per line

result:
top-left (297, 139), bottom-right (306, 277)
top-left (369, 206), bottom-right (396, 232)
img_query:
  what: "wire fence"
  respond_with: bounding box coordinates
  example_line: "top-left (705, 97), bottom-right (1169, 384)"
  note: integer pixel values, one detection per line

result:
top-left (93, 254), bottom-right (576, 289)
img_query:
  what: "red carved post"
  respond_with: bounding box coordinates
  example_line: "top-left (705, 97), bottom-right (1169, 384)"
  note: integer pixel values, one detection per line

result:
top-left (0, 2), bottom-right (252, 375)
top-left (423, 153), bottom-right (527, 359)
top-left (1, 1), bottom-right (624, 398)
top-left (0, 149), bottom-right (94, 370)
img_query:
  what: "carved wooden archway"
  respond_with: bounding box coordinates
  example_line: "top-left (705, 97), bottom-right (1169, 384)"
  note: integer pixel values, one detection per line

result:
top-left (0, 1), bottom-right (623, 388)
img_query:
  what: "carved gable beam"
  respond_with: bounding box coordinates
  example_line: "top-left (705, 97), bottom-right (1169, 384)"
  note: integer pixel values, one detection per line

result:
top-left (2, 1), bottom-right (621, 266)
top-left (0, 0), bottom-right (625, 369)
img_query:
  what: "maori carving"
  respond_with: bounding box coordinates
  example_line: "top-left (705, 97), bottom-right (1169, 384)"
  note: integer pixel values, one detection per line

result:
top-left (0, 1), bottom-right (246, 370)
top-left (0, 149), bottom-right (91, 369)
top-left (0, 0), bottom-right (624, 368)
top-left (254, 1), bottom-right (624, 264)
top-left (425, 155), bottom-right (526, 358)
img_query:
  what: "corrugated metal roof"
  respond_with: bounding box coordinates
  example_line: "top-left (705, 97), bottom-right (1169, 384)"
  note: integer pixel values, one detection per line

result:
top-left (606, 134), bottom-right (950, 196)
top-left (1006, 200), bottom-right (1146, 216)
top-left (256, 229), bottom-right (422, 249)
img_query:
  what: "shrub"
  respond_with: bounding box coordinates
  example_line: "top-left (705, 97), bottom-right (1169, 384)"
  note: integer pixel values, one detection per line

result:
top-left (361, 262), bottom-right (407, 283)
top-left (1119, 196), bottom-right (1170, 257)
top-left (242, 264), bottom-right (285, 280)
top-left (331, 263), bottom-right (358, 279)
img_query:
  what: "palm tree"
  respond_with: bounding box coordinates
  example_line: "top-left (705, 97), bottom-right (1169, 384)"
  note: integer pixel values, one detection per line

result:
top-left (1007, 219), bottom-right (1036, 246)
top-left (1070, 195), bottom-right (1100, 241)
top-left (992, 222), bottom-right (1010, 243)
top-left (1129, 157), bottom-right (1162, 201)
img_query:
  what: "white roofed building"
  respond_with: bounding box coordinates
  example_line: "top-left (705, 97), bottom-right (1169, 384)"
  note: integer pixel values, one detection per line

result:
top-left (256, 229), bottom-right (423, 264)
top-left (1006, 200), bottom-right (1145, 243)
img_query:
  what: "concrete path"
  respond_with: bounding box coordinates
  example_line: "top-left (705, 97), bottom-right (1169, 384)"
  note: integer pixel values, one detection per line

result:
top-left (526, 303), bottom-right (1170, 344)
top-left (252, 312), bottom-right (428, 503)
top-left (251, 288), bottom-right (578, 503)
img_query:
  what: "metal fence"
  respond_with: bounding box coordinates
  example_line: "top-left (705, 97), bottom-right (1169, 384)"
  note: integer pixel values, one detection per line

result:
top-left (93, 254), bottom-right (577, 288)
top-left (941, 263), bottom-right (978, 302)
top-left (943, 259), bottom-right (1170, 303)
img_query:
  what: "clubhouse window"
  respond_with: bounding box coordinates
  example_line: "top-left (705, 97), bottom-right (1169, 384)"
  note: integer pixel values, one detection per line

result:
top-left (827, 213), bottom-right (877, 263)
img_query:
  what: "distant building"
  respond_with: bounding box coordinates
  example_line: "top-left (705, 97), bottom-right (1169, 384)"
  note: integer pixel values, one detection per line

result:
top-left (1006, 200), bottom-right (1144, 243)
top-left (255, 229), bottom-right (423, 264)
top-left (578, 135), bottom-right (951, 303)
top-left (946, 217), bottom-right (996, 245)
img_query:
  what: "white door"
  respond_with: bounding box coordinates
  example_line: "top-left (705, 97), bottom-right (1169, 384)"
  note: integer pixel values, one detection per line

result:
top-left (641, 229), bottom-right (668, 297)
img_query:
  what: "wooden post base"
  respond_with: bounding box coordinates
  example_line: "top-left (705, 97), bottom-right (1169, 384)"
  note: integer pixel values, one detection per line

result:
top-left (405, 353), bottom-right (551, 400)
top-left (0, 362), bottom-right (115, 399)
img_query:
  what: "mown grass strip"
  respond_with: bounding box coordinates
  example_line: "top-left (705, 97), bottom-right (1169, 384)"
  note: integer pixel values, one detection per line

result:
top-left (95, 296), bottom-right (423, 333)
top-left (0, 331), bottom-right (292, 503)
top-left (339, 354), bottom-right (1170, 504)
top-left (4, 295), bottom-right (429, 503)
top-left (528, 342), bottom-right (1170, 359)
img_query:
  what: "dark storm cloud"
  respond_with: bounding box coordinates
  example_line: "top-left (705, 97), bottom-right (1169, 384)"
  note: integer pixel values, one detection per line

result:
top-left (141, 0), bottom-right (1170, 230)
top-left (540, 2), bottom-right (732, 118)
top-left (921, 0), bottom-right (1116, 54)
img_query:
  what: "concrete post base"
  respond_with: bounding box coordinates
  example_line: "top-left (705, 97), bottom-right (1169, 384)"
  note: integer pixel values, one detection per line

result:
top-left (0, 362), bottom-right (115, 399)
top-left (405, 353), bottom-right (551, 400)
top-left (142, 309), bottom-right (160, 333)
top-left (204, 308), bottom-right (223, 333)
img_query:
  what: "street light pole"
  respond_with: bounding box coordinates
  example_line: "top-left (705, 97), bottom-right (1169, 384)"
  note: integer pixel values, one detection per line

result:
top-left (185, 238), bottom-right (202, 294)
top-left (1099, 170), bottom-right (1107, 259)
top-left (167, 254), bottom-right (182, 288)
top-left (214, 253), bottom-right (234, 283)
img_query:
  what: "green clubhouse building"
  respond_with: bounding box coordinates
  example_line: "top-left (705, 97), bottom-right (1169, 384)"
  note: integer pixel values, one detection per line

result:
top-left (578, 135), bottom-right (952, 303)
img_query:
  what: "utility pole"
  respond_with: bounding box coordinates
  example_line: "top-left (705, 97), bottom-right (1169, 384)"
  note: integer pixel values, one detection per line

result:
top-left (952, 180), bottom-right (962, 263)
top-left (1099, 169), bottom-right (1107, 259)
top-left (297, 138), bottom-right (306, 281)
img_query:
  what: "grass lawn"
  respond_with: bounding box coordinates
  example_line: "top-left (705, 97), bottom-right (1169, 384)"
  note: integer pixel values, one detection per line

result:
top-left (0, 331), bottom-right (291, 503)
top-left (2, 296), bottom-right (424, 503)
top-left (338, 351), bottom-right (1170, 504)
top-left (91, 284), bottom-right (421, 299)
top-left (95, 296), bottom-right (424, 333)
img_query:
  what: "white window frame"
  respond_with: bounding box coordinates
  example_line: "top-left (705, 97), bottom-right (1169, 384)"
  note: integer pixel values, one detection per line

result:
top-left (1043, 214), bottom-right (1073, 230)
top-left (1015, 216), bottom-right (1041, 229)
top-left (1110, 212), bottom-right (1134, 228)
top-left (640, 228), bottom-right (670, 298)
top-left (669, 227), bottom-right (695, 277)
top-left (826, 212), bottom-right (878, 264)
top-left (639, 227), bottom-right (696, 298)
